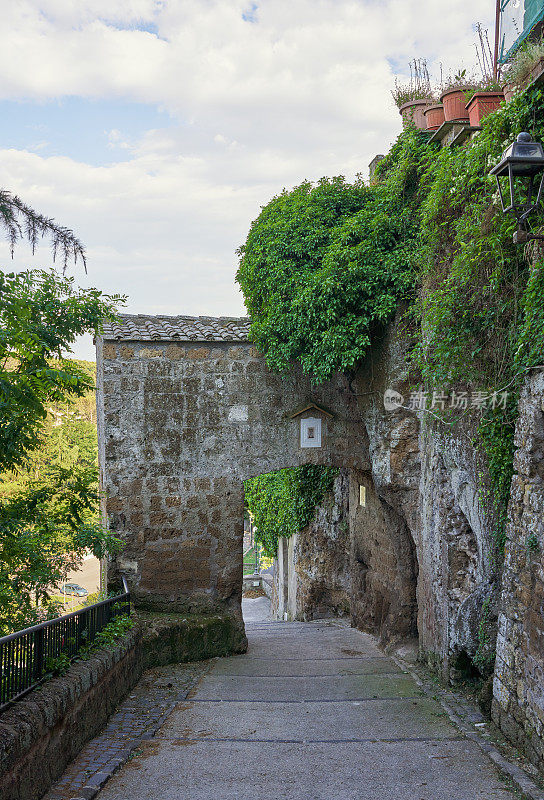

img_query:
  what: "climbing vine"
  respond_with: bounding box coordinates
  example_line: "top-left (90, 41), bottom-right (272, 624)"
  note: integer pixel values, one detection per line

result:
top-left (236, 130), bottom-right (430, 383)
top-left (414, 86), bottom-right (544, 549)
top-left (473, 598), bottom-right (495, 676)
top-left (238, 85), bottom-right (544, 554)
top-left (243, 465), bottom-right (338, 557)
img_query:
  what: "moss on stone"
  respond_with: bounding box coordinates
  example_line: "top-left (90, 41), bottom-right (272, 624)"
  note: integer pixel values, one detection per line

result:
top-left (136, 610), bottom-right (248, 668)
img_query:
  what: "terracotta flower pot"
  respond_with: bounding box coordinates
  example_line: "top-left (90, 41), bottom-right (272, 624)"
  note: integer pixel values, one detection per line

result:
top-left (423, 104), bottom-right (445, 131)
top-left (399, 98), bottom-right (432, 130)
top-left (466, 91), bottom-right (504, 126)
top-left (440, 88), bottom-right (470, 122)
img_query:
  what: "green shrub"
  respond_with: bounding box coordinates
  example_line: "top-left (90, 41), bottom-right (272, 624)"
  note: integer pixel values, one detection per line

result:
top-left (237, 129), bottom-right (430, 384)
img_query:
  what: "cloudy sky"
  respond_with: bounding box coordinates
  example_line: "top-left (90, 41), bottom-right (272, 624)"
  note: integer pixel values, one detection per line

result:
top-left (1, 0), bottom-right (493, 358)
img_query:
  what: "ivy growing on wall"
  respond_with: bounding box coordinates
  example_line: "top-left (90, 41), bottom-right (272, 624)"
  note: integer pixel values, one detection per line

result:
top-left (414, 86), bottom-right (544, 548)
top-left (236, 130), bottom-right (430, 384)
top-left (243, 465), bottom-right (338, 557)
top-left (238, 85), bottom-right (544, 554)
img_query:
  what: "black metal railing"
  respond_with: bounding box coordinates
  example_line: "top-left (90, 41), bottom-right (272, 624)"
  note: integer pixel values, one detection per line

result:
top-left (0, 578), bottom-right (130, 711)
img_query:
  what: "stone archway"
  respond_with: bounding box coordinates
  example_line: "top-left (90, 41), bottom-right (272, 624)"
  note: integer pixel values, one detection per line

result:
top-left (96, 314), bottom-right (369, 639)
top-left (244, 466), bottom-right (354, 623)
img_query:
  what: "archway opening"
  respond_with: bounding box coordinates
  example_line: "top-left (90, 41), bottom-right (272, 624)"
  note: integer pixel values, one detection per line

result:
top-left (241, 464), bottom-right (350, 625)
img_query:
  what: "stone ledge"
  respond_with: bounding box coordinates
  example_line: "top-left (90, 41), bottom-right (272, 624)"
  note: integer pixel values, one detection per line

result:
top-left (138, 609), bottom-right (247, 668)
top-left (0, 611), bottom-right (247, 800)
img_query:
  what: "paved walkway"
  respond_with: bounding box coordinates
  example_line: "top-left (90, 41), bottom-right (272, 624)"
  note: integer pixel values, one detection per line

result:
top-left (96, 621), bottom-right (521, 800)
top-left (44, 661), bottom-right (208, 800)
top-left (241, 594), bottom-right (272, 622)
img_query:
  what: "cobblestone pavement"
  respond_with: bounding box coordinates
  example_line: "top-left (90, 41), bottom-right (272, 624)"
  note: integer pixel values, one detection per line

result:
top-left (44, 660), bottom-right (209, 800)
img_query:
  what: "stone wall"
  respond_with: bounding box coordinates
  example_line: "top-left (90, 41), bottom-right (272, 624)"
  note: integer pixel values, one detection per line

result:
top-left (295, 470), bottom-right (351, 619)
top-left (0, 629), bottom-right (140, 800)
top-left (350, 467), bottom-right (418, 645)
top-left (97, 330), bottom-right (368, 637)
top-left (353, 318), bottom-right (499, 673)
top-left (493, 369), bottom-right (544, 770)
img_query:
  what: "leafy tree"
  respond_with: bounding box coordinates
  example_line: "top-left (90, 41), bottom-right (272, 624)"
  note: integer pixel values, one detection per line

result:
top-left (1, 361), bottom-right (99, 496)
top-left (0, 270), bottom-right (120, 472)
top-left (236, 130), bottom-right (429, 384)
top-left (0, 200), bottom-right (124, 633)
top-left (0, 465), bottom-right (119, 634)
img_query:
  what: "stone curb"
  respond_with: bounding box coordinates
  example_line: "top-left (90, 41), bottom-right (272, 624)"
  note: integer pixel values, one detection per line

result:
top-left (391, 652), bottom-right (544, 800)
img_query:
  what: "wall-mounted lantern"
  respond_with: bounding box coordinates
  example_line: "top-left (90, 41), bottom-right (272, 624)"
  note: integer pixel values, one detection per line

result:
top-left (489, 132), bottom-right (544, 244)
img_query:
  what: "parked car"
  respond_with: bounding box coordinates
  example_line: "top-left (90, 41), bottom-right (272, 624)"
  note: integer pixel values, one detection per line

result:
top-left (61, 583), bottom-right (88, 597)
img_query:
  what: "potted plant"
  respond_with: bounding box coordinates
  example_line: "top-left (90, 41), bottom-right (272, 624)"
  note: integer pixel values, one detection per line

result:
top-left (502, 35), bottom-right (544, 99)
top-left (440, 69), bottom-right (475, 122)
top-left (464, 25), bottom-right (504, 124)
top-left (423, 104), bottom-right (445, 131)
top-left (466, 82), bottom-right (504, 125)
top-left (392, 59), bottom-right (434, 130)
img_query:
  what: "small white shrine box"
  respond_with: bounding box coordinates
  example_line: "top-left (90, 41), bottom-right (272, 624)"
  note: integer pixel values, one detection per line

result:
top-left (300, 417), bottom-right (321, 448)
top-left (288, 402), bottom-right (334, 450)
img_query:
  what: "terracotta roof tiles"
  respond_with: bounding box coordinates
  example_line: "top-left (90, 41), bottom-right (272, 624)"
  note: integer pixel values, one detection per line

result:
top-left (101, 314), bottom-right (251, 342)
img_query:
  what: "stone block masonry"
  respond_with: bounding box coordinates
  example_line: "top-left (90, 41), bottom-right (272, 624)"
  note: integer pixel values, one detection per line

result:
top-left (493, 369), bottom-right (544, 772)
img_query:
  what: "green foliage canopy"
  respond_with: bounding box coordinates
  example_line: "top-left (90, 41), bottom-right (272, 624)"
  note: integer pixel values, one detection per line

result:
top-left (0, 269), bottom-right (125, 633)
top-left (0, 270), bottom-right (121, 473)
top-left (236, 131), bottom-right (430, 384)
top-left (0, 464), bottom-right (121, 635)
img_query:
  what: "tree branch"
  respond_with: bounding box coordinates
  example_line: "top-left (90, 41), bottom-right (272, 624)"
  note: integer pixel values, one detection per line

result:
top-left (0, 190), bottom-right (86, 271)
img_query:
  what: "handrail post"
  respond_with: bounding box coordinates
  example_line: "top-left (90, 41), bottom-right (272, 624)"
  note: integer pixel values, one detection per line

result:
top-left (33, 628), bottom-right (44, 683)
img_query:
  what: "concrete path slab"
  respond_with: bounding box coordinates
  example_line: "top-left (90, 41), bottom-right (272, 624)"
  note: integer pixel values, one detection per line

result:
top-left (190, 673), bottom-right (422, 701)
top-left (97, 620), bottom-right (520, 800)
top-left (241, 595), bottom-right (271, 622)
top-left (98, 740), bottom-right (514, 800)
top-left (160, 698), bottom-right (459, 741)
top-left (211, 655), bottom-right (402, 676)
top-left (241, 627), bottom-right (383, 660)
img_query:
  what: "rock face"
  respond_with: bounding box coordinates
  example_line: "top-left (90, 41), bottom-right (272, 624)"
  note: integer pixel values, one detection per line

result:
top-left (350, 465), bottom-right (418, 646)
top-left (352, 320), bottom-right (498, 673)
top-left (273, 471), bottom-right (352, 621)
top-left (493, 369), bottom-right (544, 770)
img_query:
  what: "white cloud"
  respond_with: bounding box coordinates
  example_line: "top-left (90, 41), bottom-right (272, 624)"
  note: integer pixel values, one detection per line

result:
top-left (0, 0), bottom-right (494, 360)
